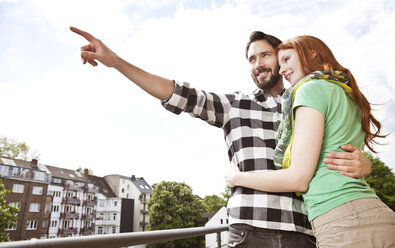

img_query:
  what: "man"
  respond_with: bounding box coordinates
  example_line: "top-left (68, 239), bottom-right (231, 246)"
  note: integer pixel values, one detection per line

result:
top-left (70, 27), bottom-right (371, 247)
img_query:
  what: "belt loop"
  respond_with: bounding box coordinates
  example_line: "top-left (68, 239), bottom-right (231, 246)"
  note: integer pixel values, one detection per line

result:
top-left (347, 200), bottom-right (358, 218)
top-left (310, 221), bottom-right (315, 233)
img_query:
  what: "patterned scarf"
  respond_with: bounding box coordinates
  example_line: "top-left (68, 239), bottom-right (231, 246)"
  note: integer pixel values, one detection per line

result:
top-left (273, 70), bottom-right (352, 170)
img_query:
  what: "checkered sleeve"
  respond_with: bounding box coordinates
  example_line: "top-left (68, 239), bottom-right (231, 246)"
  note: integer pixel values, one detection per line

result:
top-left (161, 80), bottom-right (235, 128)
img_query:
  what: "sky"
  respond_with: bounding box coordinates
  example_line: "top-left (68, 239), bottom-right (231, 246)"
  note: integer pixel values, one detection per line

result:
top-left (1, 0), bottom-right (394, 197)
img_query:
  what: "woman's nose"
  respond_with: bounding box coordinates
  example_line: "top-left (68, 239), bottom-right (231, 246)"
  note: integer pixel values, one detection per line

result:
top-left (279, 65), bottom-right (286, 76)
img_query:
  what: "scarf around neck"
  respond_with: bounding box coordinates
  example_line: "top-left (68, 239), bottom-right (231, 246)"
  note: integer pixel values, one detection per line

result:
top-left (273, 70), bottom-right (352, 171)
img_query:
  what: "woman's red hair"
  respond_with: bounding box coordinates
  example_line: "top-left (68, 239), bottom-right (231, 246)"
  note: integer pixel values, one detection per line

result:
top-left (278, 35), bottom-right (385, 152)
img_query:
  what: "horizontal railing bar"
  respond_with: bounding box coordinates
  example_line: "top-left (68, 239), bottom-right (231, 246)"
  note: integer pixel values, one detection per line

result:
top-left (0, 225), bottom-right (229, 248)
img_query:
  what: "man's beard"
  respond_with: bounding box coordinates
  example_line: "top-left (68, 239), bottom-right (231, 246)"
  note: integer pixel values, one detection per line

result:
top-left (252, 65), bottom-right (281, 90)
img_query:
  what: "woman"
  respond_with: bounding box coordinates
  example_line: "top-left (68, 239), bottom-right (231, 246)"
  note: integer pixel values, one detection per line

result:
top-left (225, 35), bottom-right (395, 247)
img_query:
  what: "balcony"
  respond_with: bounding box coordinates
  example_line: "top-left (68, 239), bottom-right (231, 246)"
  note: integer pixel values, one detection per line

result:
top-left (95, 219), bottom-right (118, 226)
top-left (82, 211), bottom-right (96, 220)
top-left (59, 227), bottom-right (78, 235)
top-left (87, 186), bottom-right (99, 193)
top-left (140, 209), bottom-right (149, 214)
top-left (80, 224), bottom-right (95, 235)
top-left (64, 183), bottom-right (82, 191)
top-left (61, 212), bottom-right (80, 219)
top-left (106, 205), bottom-right (121, 212)
top-left (86, 199), bottom-right (97, 206)
top-left (62, 197), bottom-right (81, 205)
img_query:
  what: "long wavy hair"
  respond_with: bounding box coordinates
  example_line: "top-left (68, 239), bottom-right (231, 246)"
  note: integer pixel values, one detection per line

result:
top-left (278, 35), bottom-right (385, 152)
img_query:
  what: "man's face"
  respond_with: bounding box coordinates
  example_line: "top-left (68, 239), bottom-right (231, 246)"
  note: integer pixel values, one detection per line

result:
top-left (247, 40), bottom-right (281, 90)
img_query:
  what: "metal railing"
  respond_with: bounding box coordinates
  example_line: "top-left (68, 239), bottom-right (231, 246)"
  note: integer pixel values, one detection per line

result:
top-left (0, 225), bottom-right (229, 248)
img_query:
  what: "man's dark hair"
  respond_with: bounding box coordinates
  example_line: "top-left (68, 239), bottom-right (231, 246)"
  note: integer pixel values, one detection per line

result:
top-left (245, 31), bottom-right (282, 59)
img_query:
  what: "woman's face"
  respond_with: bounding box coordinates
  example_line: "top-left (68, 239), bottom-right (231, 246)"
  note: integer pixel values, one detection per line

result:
top-left (278, 49), bottom-right (306, 86)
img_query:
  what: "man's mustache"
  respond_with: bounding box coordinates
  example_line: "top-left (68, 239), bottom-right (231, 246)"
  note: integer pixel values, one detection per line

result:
top-left (256, 67), bottom-right (272, 75)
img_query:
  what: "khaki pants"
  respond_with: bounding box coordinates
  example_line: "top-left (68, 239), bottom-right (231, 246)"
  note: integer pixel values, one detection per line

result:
top-left (311, 198), bottom-right (395, 248)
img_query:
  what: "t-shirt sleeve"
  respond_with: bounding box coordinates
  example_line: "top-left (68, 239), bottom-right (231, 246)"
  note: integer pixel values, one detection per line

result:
top-left (293, 79), bottom-right (330, 116)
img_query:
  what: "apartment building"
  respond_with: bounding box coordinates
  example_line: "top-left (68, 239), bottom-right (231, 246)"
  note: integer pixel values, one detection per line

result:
top-left (104, 174), bottom-right (152, 232)
top-left (0, 157), bottom-right (51, 241)
top-left (0, 155), bottom-right (153, 242)
top-left (44, 165), bottom-right (99, 237)
top-left (86, 172), bottom-right (121, 235)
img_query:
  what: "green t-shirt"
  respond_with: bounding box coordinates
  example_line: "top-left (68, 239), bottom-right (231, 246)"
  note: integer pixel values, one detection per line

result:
top-left (293, 79), bottom-right (377, 221)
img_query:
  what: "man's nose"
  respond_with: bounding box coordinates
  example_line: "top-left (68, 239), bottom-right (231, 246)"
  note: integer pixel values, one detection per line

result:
top-left (255, 57), bottom-right (265, 69)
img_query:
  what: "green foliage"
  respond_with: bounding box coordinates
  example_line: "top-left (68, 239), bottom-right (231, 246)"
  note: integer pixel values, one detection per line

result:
top-left (0, 179), bottom-right (18, 242)
top-left (147, 181), bottom-right (206, 248)
top-left (202, 194), bottom-right (226, 213)
top-left (221, 187), bottom-right (231, 205)
top-left (364, 153), bottom-right (395, 211)
top-left (0, 136), bottom-right (39, 161)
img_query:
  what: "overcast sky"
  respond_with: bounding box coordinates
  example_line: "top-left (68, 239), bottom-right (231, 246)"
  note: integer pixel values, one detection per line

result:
top-left (1, 0), bottom-right (394, 197)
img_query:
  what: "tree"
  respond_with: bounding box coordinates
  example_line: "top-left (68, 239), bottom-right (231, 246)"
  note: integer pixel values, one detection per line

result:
top-left (364, 153), bottom-right (395, 211)
top-left (221, 187), bottom-right (231, 205)
top-left (0, 136), bottom-right (39, 161)
top-left (202, 194), bottom-right (226, 213)
top-left (147, 181), bottom-right (206, 248)
top-left (0, 179), bottom-right (18, 242)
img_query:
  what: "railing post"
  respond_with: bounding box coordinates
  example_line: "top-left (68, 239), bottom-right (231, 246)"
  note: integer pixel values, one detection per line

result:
top-left (217, 231), bottom-right (221, 248)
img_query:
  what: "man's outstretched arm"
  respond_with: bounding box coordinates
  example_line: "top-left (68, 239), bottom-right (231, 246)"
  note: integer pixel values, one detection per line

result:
top-left (324, 144), bottom-right (371, 178)
top-left (70, 26), bottom-right (174, 100)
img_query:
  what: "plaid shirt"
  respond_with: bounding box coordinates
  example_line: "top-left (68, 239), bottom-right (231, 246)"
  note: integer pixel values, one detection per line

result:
top-left (162, 81), bottom-right (312, 235)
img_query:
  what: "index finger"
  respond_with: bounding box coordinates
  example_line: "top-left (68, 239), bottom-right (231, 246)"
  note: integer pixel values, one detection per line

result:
top-left (70, 26), bottom-right (95, 42)
top-left (325, 152), bottom-right (353, 159)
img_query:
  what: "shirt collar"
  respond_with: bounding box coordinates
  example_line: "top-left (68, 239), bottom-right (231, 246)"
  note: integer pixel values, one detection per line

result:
top-left (253, 87), bottom-right (286, 99)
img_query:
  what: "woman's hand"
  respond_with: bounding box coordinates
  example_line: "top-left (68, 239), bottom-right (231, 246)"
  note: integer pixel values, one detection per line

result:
top-left (225, 162), bottom-right (241, 188)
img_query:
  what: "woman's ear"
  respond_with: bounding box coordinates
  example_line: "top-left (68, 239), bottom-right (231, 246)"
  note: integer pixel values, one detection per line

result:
top-left (309, 49), bottom-right (317, 60)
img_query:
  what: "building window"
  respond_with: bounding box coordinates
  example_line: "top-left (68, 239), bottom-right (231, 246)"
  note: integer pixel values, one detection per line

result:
top-left (55, 191), bottom-right (62, 197)
top-left (98, 226), bottom-right (103, 234)
top-left (52, 178), bottom-right (61, 184)
top-left (99, 200), bottom-right (105, 207)
top-left (42, 219), bottom-right (49, 228)
top-left (12, 167), bottom-right (20, 176)
top-left (65, 205), bottom-right (73, 212)
top-left (5, 221), bottom-right (17, 231)
top-left (114, 201), bottom-right (117, 207)
top-left (113, 213), bottom-right (117, 220)
top-left (63, 220), bottom-right (71, 228)
top-left (112, 227), bottom-right (116, 234)
top-left (32, 186), bottom-right (43, 195)
top-left (26, 220), bottom-right (38, 230)
top-left (12, 184), bottom-right (24, 193)
top-left (9, 202), bottom-right (21, 211)
top-left (121, 188), bottom-right (124, 193)
top-left (33, 171), bottom-right (46, 181)
top-left (52, 205), bottom-right (60, 212)
top-left (29, 202), bottom-right (40, 212)
top-left (0, 165), bottom-right (9, 176)
top-left (51, 220), bottom-right (58, 228)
